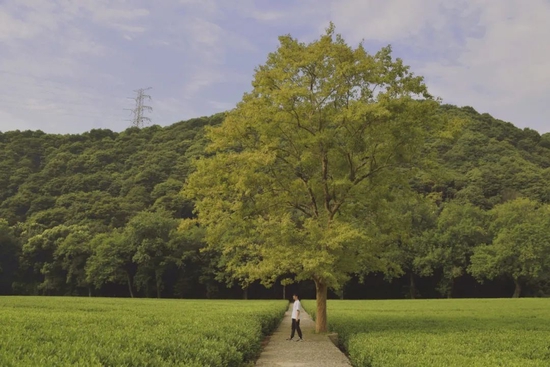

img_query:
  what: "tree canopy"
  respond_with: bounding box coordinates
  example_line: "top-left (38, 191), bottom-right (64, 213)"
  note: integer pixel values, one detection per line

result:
top-left (184, 25), bottom-right (442, 332)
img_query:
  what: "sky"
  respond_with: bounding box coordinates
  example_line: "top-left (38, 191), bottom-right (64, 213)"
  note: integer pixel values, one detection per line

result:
top-left (0, 0), bottom-right (549, 135)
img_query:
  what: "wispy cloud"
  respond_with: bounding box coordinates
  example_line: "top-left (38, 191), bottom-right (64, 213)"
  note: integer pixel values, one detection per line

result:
top-left (208, 100), bottom-right (235, 111)
top-left (323, 0), bottom-right (550, 132)
top-left (0, 0), bottom-right (548, 134)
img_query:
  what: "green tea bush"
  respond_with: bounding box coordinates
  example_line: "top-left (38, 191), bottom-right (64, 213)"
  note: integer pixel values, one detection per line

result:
top-left (303, 298), bottom-right (550, 367)
top-left (0, 297), bottom-right (287, 366)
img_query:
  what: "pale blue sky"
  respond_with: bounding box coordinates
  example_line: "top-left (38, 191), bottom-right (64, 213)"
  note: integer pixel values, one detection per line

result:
top-left (1, 0), bottom-right (549, 134)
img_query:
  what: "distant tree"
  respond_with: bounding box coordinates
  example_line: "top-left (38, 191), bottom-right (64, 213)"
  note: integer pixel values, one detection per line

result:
top-left (54, 227), bottom-right (93, 295)
top-left (127, 210), bottom-right (179, 298)
top-left (389, 193), bottom-right (438, 299)
top-left (415, 201), bottom-right (488, 298)
top-left (469, 198), bottom-right (550, 297)
top-left (19, 225), bottom-right (74, 295)
top-left (86, 231), bottom-right (137, 297)
top-left (171, 219), bottom-right (207, 297)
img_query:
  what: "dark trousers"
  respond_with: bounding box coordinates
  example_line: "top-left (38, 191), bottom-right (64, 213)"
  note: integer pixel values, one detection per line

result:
top-left (291, 318), bottom-right (302, 339)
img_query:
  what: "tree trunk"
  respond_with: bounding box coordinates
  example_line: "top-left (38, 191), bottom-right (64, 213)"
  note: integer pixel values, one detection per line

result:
top-left (88, 287), bottom-right (92, 297)
top-left (282, 285), bottom-right (286, 300)
top-left (126, 273), bottom-right (134, 298)
top-left (447, 277), bottom-right (454, 299)
top-left (409, 272), bottom-right (416, 299)
top-left (155, 270), bottom-right (162, 299)
top-left (243, 287), bottom-right (248, 300)
top-left (513, 279), bottom-right (521, 298)
top-left (314, 279), bottom-right (328, 333)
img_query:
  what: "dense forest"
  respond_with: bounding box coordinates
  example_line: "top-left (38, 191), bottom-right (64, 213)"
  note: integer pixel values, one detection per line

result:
top-left (1, 104), bottom-right (549, 299)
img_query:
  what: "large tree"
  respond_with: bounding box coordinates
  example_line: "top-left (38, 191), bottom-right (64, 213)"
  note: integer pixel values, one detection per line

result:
top-left (185, 25), bottom-right (439, 332)
top-left (469, 198), bottom-right (550, 297)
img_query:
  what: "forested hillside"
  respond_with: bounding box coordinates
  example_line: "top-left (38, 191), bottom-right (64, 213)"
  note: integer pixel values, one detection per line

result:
top-left (0, 114), bottom-right (222, 298)
top-left (1, 105), bottom-right (549, 298)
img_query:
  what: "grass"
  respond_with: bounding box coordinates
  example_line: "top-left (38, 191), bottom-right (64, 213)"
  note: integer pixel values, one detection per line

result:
top-left (0, 296), bottom-right (287, 367)
top-left (302, 298), bottom-right (550, 367)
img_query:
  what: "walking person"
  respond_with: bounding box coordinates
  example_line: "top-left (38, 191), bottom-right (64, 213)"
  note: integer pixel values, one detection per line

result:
top-left (287, 293), bottom-right (303, 341)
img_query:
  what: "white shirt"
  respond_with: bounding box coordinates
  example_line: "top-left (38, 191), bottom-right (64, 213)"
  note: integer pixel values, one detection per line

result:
top-left (291, 300), bottom-right (301, 320)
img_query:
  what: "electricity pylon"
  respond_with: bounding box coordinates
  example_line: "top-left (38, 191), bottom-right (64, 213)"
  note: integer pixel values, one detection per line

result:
top-left (125, 87), bottom-right (152, 128)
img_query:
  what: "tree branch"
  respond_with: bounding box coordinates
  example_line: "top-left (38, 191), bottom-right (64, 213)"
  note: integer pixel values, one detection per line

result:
top-left (288, 202), bottom-right (313, 218)
top-left (321, 153), bottom-right (332, 215)
top-left (352, 164), bottom-right (391, 186)
top-left (296, 172), bottom-right (319, 218)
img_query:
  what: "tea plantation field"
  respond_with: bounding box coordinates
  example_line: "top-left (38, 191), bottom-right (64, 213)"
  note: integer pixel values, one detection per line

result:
top-left (303, 298), bottom-right (550, 367)
top-left (0, 297), bottom-right (287, 366)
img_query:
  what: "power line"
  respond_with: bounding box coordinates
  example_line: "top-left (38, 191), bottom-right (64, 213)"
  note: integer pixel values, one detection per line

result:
top-left (125, 87), bottom-right (153, 129)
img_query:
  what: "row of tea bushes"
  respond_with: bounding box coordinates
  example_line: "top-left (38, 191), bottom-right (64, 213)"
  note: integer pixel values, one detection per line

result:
top-left (303, 299), bottom-right (550, 367)
top-left (0, 297), bottom-right (287, 366)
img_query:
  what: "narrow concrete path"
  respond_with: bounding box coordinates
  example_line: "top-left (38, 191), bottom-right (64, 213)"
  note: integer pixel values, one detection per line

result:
top-left (255, 303), bottom-right (351, 367)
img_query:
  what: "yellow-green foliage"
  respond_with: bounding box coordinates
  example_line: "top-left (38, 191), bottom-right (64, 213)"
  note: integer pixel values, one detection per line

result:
top-left (303, 299), bottom-right (550, 367)
top-left (0, 297), bottom-right (287, 367)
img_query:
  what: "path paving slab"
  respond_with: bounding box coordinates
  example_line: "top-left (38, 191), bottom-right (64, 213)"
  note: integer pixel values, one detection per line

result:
top-left (255, 304), bottom-right (351, 367)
